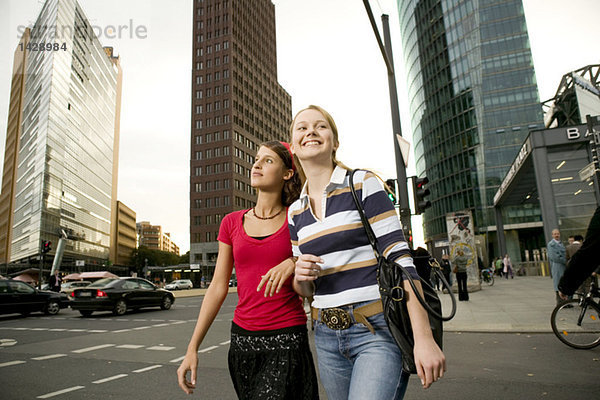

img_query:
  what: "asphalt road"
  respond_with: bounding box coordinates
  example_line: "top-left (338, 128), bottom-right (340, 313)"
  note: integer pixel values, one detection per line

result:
top-left (1, 294), bottom-right (599, 399)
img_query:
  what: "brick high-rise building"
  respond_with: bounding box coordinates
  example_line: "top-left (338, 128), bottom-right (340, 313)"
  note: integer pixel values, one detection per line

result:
top-left (190, 0), bottom-right (292, 269)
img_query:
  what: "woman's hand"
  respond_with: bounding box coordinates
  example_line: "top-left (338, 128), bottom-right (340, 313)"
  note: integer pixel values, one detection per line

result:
top-left (294, 254), bottom-right (323, 282)
top-left (413, 338), bottom-right (446, 389)
top-left (257, 257), bottom-right (295, 297)
top-left (177, 351), bottom-right (199, 394)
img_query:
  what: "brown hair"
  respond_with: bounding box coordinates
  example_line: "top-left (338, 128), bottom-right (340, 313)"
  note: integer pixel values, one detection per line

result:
top-left (260, 141), bottom-right (303, 206)
top-left (289, 105), bottom-right (352, 171)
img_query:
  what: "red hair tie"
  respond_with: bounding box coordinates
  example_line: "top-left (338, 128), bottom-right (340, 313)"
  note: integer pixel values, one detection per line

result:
top-left (280, 141), bottom-right (295, 171)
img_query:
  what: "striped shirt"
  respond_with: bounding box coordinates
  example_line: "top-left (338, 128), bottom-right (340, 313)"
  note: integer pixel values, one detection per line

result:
top-left (288, 166), bottom-right (418, 309)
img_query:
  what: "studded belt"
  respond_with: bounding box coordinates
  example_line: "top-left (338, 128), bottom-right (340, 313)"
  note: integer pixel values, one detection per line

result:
top-left (311, 300), bottom-right (383, 334)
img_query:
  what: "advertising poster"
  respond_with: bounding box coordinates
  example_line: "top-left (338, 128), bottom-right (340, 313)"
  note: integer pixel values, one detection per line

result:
top-left (446, 210), bottom-right (480, 289)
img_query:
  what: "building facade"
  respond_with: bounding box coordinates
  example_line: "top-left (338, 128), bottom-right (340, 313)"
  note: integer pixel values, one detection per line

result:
top-left (137, 221), bottom-right (180, 256)
top-left (0, 0), bottom-right (121, 271)
top-left (397, 0), bottom-right (544, 259)
top-left (111, 201), bottom-right (137, 266)
top-left (190, 0), bottom-right (291, 269)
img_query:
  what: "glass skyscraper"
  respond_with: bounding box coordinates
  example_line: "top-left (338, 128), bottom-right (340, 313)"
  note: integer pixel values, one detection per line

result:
top-left (0, 0), bottom-right (122, 267)
top-left (397, 0), bottom-right (544, 257)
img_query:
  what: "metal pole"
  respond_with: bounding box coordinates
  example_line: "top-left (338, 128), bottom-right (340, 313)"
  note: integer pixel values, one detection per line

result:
top-left (586, 115), bottom-right (600, 205)
top-left (362, 1), bottom-right (412, 243)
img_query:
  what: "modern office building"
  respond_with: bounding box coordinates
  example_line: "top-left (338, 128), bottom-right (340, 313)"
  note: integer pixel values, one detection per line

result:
top-left (190, 0), bottom-right (291, 269)
top-left (137, 221), bottom-right (180, 256)
top-left (0, 0), bottom-right (122, 272)
top-left (494, 66), bottom-right (600, 261)
top-left (397, 0), bottom-right (544, 260)
top-left (111, 201), bottom-right (137, 267)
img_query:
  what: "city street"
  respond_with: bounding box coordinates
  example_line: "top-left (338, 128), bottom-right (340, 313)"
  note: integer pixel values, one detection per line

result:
top-left (1, 283), bottom-right (599, 399)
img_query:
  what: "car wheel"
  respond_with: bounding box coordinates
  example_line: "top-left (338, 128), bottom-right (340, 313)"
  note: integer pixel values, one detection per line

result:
top-left (79, 310), bottom-right (93, 317)
top-left (44, 301), bottom-right (60, 315)
top-left (160, 296), bottom-right (173, 310)
top-left (113, 299), bottom-right (127, 316)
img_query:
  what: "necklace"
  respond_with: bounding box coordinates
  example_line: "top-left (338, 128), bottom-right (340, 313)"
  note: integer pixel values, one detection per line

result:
top-left (252, 207), bottom-right (284, 220)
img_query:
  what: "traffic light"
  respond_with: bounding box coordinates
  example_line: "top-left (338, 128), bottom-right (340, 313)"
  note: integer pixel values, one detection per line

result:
top-left (41, 240), bottom-right (52, 254)
top-left (384, 179), bottom-right (398, 205)
top-left (411, 176), bottom-right (431, 214)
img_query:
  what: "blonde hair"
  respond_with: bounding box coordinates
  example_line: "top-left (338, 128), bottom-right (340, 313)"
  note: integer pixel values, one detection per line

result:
top-left (289, 105), bottom-right (352, 172)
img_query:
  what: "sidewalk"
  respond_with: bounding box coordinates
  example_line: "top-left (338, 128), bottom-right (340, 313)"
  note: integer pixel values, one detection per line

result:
top-left (439, 276), bottom-right (557, 333)
top-left (172, 277), bottom-right (557, 333)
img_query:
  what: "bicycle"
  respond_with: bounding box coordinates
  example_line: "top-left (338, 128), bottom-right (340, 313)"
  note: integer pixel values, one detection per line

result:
top-left (550, 276), bottom-right (600, 349)
top-left (480, 268), bottom-right (494, 286)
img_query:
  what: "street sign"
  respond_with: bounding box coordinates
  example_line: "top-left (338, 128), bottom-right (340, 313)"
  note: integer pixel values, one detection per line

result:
top-left (395, 134), bottom-right (411, 167)
top-left (75, 260), bottom-right (85, 267)
top-left (578, 162), bottom-right (597, 181)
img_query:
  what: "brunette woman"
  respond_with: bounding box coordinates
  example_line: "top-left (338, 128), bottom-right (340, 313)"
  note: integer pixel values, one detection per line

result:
top-left (177, 141), bottom-right (318, 399)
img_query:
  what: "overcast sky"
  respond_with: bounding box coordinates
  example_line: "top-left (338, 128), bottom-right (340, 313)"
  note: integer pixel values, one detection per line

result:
top-left (1, 0), bottom-right (599, 253)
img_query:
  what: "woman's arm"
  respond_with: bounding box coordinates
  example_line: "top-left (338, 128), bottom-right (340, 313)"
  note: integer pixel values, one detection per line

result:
top-left (257, 257), bottom-right (296, 297)
top-left (176, 241), bottom-right (234, 394)
top-left (292, 254), bottom-right (322, 297)
top-left (403, 280), bottom-right (446, 389)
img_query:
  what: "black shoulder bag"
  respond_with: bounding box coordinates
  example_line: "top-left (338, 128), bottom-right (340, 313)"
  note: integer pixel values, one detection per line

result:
top-left (349, 169), bottom-right (456, 374)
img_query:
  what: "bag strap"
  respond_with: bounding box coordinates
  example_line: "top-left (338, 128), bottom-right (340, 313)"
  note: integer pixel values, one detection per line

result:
top-left (349, 169), bottom-right (454, 320)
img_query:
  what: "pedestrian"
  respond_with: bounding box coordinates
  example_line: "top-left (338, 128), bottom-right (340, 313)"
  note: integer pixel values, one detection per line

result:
top-left (547, 228), bottom-right (567, 304)
top-left (48, 271), bottom-right (62, 292)
top-left (559, 207), bottom-right (600, 299)
top-left (452, 249), bottom-right (469, 301)
top-left (495, 257), bottom-right (504, 277)
top-left (503, 253), bottom-right (514, 279)
top-left (288, 105), bottom-right (445, 400)
top-left (177, 141), bottom-right (319, 399)
top-left (440, 253), bottom-right (452, 286)
top-left (565, 234), bottom-right (583, 265)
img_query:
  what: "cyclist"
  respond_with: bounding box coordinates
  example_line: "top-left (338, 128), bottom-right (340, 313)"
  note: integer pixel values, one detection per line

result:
top-left (558, 206), bottom-right (600, 300)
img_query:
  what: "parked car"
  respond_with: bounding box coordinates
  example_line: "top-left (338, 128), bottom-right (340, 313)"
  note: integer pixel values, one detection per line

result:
top-left (0, 279), bottom-right (69, 316)
top-left (60, 280), bottom-right (91, 294)
top-left (70, 277), bottom-right (175, 317)
top-left (165, 279), bottom-right (193, 290)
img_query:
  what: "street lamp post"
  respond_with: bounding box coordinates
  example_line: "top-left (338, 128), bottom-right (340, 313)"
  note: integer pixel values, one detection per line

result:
top-left (362, 1), bottom-right (412, 244)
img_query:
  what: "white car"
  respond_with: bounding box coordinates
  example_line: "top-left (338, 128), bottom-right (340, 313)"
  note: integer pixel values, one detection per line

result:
top-left (165, 279), bottom-right (193, 290)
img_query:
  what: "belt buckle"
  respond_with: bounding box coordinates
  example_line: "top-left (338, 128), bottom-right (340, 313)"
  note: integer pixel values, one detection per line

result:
top-left (321, 308), bottom-right (351, 330)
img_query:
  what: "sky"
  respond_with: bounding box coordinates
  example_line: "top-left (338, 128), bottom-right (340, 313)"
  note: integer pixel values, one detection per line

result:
top-left (1, 0), bottom-right (599, 254)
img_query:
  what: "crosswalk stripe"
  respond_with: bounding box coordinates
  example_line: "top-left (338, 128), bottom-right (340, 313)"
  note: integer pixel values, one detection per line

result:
top-left (92, 374), bottom-right (128, 384)
top-left (199, 345), bottom-right (219, 353)
top-left (132, 365), bottom-right (163, 373)
top-left (0, 360), bottom-right (26, 368)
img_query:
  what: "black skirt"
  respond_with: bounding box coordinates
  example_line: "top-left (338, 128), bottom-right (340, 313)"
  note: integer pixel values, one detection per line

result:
top-left (228, 322), bottom-right (319, 400)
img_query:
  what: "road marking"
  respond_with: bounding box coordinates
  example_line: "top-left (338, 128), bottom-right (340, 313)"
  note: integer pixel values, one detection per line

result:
top-left (88, 330), bottom-right (108, 333)
top-left (116, 344), bottom-right (145, 349)
top-left (92, 374), bottom-right (128, 384)
top-left (0, 360), bottom-right (26, 367)
top-left (31, 328), bottom-right (49, 331)
top-left (37, 385), bottom-right (85, 398)
top-left (147, 346), bottom-right (175, 351)
top-left (152, 323), bottom-right (170, 327)
top-left (72, 344), bottom-right (115, 353)
top-left (32, 354), bottom-right (67, 360)
top-left (0, 338), bottom-right (17, 347)
top-left (169, 355), bottom-right (186, 363)
top-left (68, 329), bottom-right (86, 332)
top-left (113, 329), bottom-right (132, 333)
top-left (132, 365), bottom-right (163, 373)
top-left (171, 321), bottom-right (186, 325)
top-left (48, 328), bottom-right (67, 331)
top-left (199, 345), bottom-right (219, 353)
top-left (151, 319), bottom-right (165, 322)
top-left (133, 319), bottom-right (147, 321)
top-left (220, 340), bottom-right (230, 345)
top-left (133, 326), bottom-right (151, 330)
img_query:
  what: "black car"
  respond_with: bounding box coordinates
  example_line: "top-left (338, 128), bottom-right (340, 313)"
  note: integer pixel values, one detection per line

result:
top-left (69, 277), bottom-right (175, 317)
top-left (0, 279), bottom-right (69, 316)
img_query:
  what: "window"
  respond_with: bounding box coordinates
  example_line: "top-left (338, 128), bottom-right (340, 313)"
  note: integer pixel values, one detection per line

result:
top-left (196, 105), bottom-right (203, 114)
top-left (195, 182), bottom-right (202, 192)
top-left (196, 90), bottom-right (203, 99)
top-left (195, 135), bottom-right (203, 144)
top-left (195, 166), bottom-right (202, 176)
top-left (194, 215), bottom-right (202, 224)
top-left (195, 120), bottom-right (203, 129)
top-left (195, 151), bottom-right (203, 160)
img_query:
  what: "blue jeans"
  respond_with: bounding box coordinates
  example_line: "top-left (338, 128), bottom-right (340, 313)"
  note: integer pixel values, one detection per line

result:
top-left (314, 301), bottom-right (410, 400)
